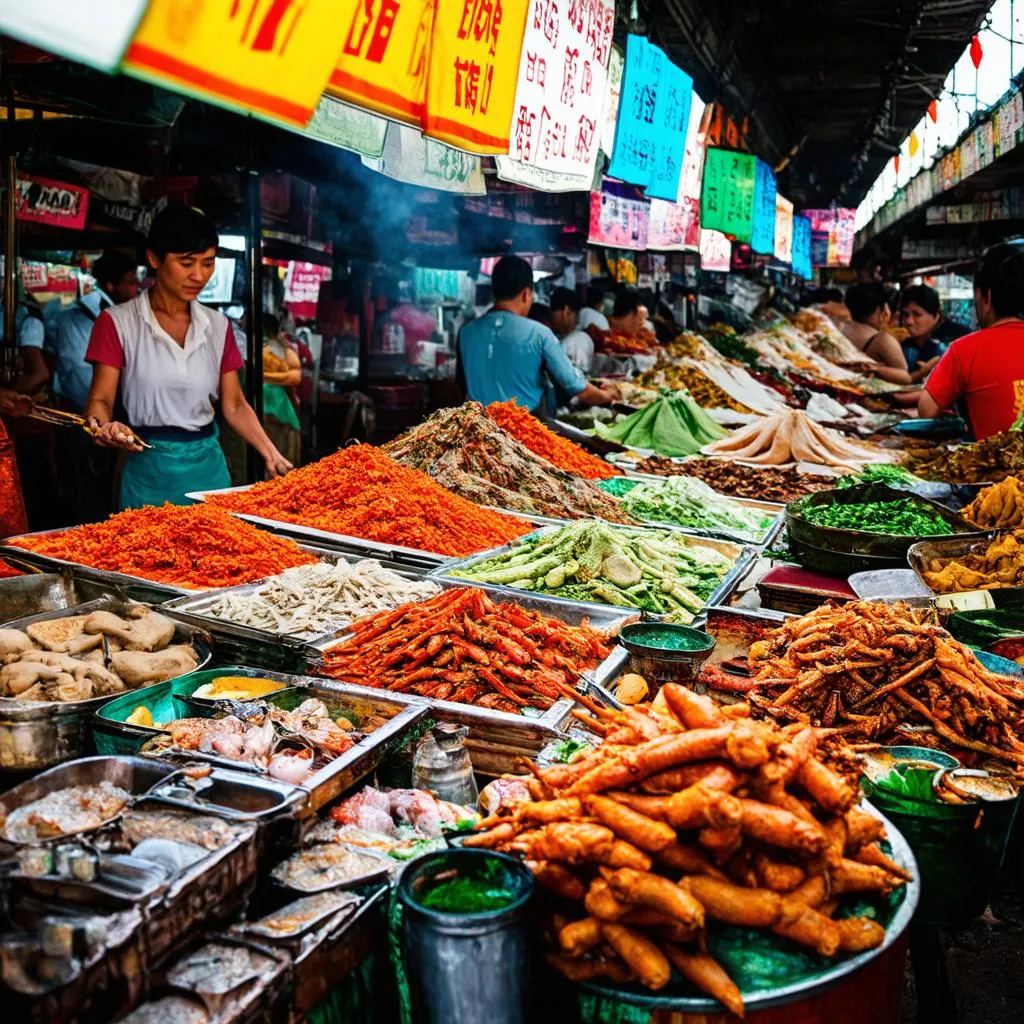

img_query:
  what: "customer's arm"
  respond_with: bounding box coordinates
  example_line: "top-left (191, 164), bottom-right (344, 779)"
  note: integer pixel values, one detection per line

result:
top-left (865, 333), bottom-right (913, 385)
top-left (542, 332), bottom-right (615, 405)
top-left (918, 346), bottom-right (961, 419)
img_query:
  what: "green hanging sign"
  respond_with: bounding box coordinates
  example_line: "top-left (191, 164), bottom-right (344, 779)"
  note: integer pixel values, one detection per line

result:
top-left (701, 147), bottom-right (756, 244)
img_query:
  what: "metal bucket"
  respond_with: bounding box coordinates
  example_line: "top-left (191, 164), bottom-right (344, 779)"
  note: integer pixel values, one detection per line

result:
top-left (397, 849), bottom-right (534, 1024)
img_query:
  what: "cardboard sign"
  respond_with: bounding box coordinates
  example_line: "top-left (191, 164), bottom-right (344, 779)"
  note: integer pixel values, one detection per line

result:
top-left (494, 157), bottom-right (594, 192)
top-left (328, 0), bottom-right (435, 125)
top-left (774, 194), bottom-right (794, 266)
top-left (646, 60), bottom-right (693, 201)
top-left (423, 0), bottom-right (530, 152)
top-left (16, 174), bottom-right (89, 230)
top-left (701, 147), bottom-right (756, 243)
top-left (791, 214), bottom-right (813, 280)
top-left (507, 0), bottom-right (613, 177)
top-left (124, 0), bottom-right (347, 126)
top-left (750, 159), bottom-right (776, 255)
top-left (607, 34), bottom-right (663, 186)
top-left (588, 181), bottom-right (650, 250)
top-left (364, 122), bottom-right (487, 193)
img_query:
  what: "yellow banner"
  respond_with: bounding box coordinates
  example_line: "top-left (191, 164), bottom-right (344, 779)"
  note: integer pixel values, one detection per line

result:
top-left (424, 0), bottom-right (529, 153)
top-left (123, 0), bottom-right (348, 126)
top-left (327, 0), bottom-right (435, 125)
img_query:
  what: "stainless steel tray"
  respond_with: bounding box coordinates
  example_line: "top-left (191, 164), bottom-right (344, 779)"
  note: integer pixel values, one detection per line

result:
top-left (428, 525), bottom-right (755, 618)
top-left (0, 598), bottom-right (213, 772)
top-left (0, 572), bottom-right (117, 626)
top-left (186, 486), bottom-right (451, 569)
top-left (907, 534), bottom-right (1003, 595)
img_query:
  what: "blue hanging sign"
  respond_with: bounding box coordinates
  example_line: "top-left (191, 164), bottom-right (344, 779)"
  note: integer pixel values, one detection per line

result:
top-left (607, 35), bottom-right (664, 187)
top-left (646, 60), bottom-right (693, 201)
top-left (792, 215), bottom-right (813, 281)
top-left (751, 159), bottom-right (777, 255)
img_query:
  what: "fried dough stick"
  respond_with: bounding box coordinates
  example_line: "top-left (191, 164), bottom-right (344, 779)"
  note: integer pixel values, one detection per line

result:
top-left (600, 923), bottom-right (672, 990)
top-left (738, 799), bottom-right (826, 854)
top-left (662, 945), bottom-right (745, 1019)
top-left (773, 901), bottom-right (840, 956)
top-left (831, 858), bottom-right (902, 896)
top-left (854, 843), bottom-right (914, 882)
top-left (558, 917), bottom-right (603, 956)
top-left (585, 794), bottom-right (677, 852)
top-left (606, 868), bottom-right (706, 929)
top-left (545, 953), bottom-right (633, 984)
top-left (527, 860), bottom-right (587, 901)
top-left (835, 916), bottom-right (887, 953)
top-left (686, 876), bottom-right (783, 928)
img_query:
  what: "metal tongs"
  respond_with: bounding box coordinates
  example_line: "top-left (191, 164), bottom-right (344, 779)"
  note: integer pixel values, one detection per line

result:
top-left (27, 405), bottom-right (152, 449)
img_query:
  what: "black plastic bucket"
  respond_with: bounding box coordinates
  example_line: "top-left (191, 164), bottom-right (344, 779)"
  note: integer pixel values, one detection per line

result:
top-left (397, 849), bottom-right (534, 1024)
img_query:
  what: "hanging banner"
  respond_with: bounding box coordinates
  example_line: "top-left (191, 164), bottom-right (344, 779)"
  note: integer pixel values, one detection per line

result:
top-left (284, 261), bottom-right (332, 319)
top-left (791, 214), bottom-right (812, 280)
top-left (423, 0), bottom-right (530, 152)
top-left (507, 0), bottom-right (614, 176)
top-left (699, 229), bottom-right (731, 273)
top-left (751, 159), bottom-right (777, 255)
top-left (648, 197), bottom-right (700, 251)
top-left (124, 0), bottom-right (347, 126)
top-left (700, 147), bottom-right (756, 243)
top-left (600, 46), bottom-right (624, 157)
top-left (679, 95), bottom-right (708, 202)
top-left (494, 157), bottom-right (594, 192)
top-left (607, 34), bottom-right (664, 187)
top-left (327, 0), bottom-right (435, 125)
top-left (0, 0), bottom-right (148, 72)
top-left (805, 208), bottom-right (855, 267)
top-left (588, 180), bottom-right (650, 250)
top-left (646, 61), bottom-right (693, 201)
top-left (289, 96), bottom-right (388, 159)
top-left (774, 195), bottom-right (794, 266)
top-left (16, 174), bottom-right (89, 230)
top-left (363, 122), bottom-right (487, 194)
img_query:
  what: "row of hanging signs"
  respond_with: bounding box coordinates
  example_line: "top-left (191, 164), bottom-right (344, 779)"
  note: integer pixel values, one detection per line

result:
top-left (2, 3), bottom-right (853, 274)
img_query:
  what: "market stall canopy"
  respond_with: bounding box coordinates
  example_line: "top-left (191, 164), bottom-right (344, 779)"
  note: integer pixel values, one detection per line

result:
top-left (648, 0), bottom-right (991, 207)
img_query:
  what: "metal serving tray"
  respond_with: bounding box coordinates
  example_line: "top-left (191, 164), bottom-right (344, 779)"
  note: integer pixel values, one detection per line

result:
top-left (186, 485), bottom-right (451, 569)
top-left (907, 533), bottom-right (1005, 596)
top-left (0, 598), bottom-right (212, 772)
top-left (427, 525), bottom-right (756, 619)
top-left (0, 572), bottom-right (116, 626)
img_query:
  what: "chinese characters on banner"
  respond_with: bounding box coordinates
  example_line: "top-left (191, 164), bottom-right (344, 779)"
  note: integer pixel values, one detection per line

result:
top-left (750, 159), bottom-right (776, 255)
top-left (791, 214), bottom-right (813, 280)
top-left (646, 61), bottom-right (693, 201)
top-left (774, 195), bottom-right (794, 265)
top-left (699, 228), bottom-right (732, 272)
top-left (805, 208), bottom-right (856, 267)
top-left (588, 180), bottom-right (650, 250)
top-left (16, 175), bottom-right (89, 230)
top-left (494, 156), bottom-right (594, 191)
top-left (124, 0), bottom-right (349, 126)
top-left (700, 147), bottom-right (756, 243)
top-left (328, 0), bottom-right (436, 125)
top-left (646, 96), bottom-right (706, 251)
top-left (507, 0), bottom-right (614, 177)
top-left (284, 261), bottom-right (332, 319)
top-left (424, 0), bottom-right (530, 152)
top-left (292, 96), bottom-right (388, 159)
top-left (607, 34), bottom-right (664, 186)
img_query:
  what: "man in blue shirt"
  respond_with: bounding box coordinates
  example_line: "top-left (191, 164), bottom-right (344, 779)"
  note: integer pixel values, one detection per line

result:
top-left (458, 256), bottom-right (616, 413)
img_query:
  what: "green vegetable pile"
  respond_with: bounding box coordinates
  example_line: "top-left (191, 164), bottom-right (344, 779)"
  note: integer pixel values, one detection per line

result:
top-left (703, 324), bottom-right (760, 367)
top-left (592, 390), bottom-right (728, 456)
top-left (607, 474), bottom-right (772, 540)
top-left (597, 477), bottom-right (642, 498)
top-left (800, 499), bottom-right (952, 536)
top-left (837, 464), bottom-right (921, 490)
top-left (450, 520), bottom-right (736, 615)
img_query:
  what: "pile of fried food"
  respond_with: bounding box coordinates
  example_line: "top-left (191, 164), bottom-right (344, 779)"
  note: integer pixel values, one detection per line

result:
top-left (918, 532), bottom-right (1024, 593)
top-left (0, 608), bottom-right (198, 702)
top-left (704, 409), bottom-right (888, 471)
top-left (748, 601), bottom-right (1024, 767)
top-left (961, 476), bottom-right (1024, 530)
top-left (467, 685), bottom-right (907, 1014)
top-left (636, 364), bottom-right (753, 414)
top-left (903, 430), bottom-right (1024, 484)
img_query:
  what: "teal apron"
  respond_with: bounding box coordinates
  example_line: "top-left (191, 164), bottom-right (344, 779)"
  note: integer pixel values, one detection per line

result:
top-left (118, 423), bottom-right (231, 510)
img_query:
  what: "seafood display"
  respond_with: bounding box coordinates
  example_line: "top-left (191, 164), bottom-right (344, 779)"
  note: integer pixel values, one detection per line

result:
top-left (592, 392), bottom-right (729, 457)
top-left (206, 559), bottom-right (441, 639)
top-left (2, 781), bottom-right (131, 842)
top-left (962, 476), bottom-right (1024, 530)
top-left (382, 404), bottom-right (634, 522)
top-left (8, 503), bottom-right (317, 590)
top-left (319, 587), bottom-right (612, 712)
top-left (598, 476), bottom-right (773, 541)
top-left (120, 807), bottom-right (238, 851)
top-left (747, 601), bottom-right (1024, 766)
top-left (903, 429), bottom-right (1024, 483)
top-left (485, 400), bottom-right (621, 480)
top-left (271, 843), bottom-right (389, 891)
top-left (467, 683), bottom-right (907, 1010)
top-left (918, 532), bottom-right (1024, 592)
top-left (629, 457), bottom-right (835, 503)
top-left (447, 521), bottom-right (738, 616)
top-left (0, 608), bottom-right (199, 702)
top-left (704, 409), bottom-right (888, 470)
top-left (207, 443), bottom-right (531, 558)
top-left (245, 890), bottom-right (361, 939)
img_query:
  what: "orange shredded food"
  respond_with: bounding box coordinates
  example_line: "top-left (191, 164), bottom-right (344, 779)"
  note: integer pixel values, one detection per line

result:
top-left (207, 444), bottom-right (532, 558)
top-left (486, 400), bottom-right (621, 480)
top-left (9, 503), bottom-right (317, 590)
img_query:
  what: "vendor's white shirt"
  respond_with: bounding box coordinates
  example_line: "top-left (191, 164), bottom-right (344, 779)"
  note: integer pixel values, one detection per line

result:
top-left (578, 307), bottom-right (610, 332)
top-left (86, 291), bottom-right (240, 430)
top-left (561, 329), bottom-right (594, 373)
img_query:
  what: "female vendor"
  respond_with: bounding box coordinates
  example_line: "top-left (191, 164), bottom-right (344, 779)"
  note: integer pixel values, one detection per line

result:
top-left (85, 205), bottom-right (292, 508)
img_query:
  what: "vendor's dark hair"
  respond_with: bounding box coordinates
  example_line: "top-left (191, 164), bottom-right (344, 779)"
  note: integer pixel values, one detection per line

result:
top-left (262, 312), bottom-right (281, 337)
top-left (528, 302), bottom-right (552, 328)
top-left (585, 285), bottom-right (605, 308)
top-left (900, 284), bottom-right (941, 317)
top-left (491, 255), bottom-right (534, 301)
top-left (91, 251), bottom-right (136, 292)
top-left (809, 287), bottom-right (843, 304)
top-left (147, 204), bottom-right (219, 259)
top-left (613, 290), bottom-right (642, 318)
top-left (549, 287), bottom-right (580, 313)
top-left (975, 243), bottom-right (1024, 319)
top-left (845, 282), bottom-right (889, 324)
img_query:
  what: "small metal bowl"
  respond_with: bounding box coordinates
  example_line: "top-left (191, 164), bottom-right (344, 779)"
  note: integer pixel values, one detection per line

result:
top-left (617, 623), bottom-right (716, 688)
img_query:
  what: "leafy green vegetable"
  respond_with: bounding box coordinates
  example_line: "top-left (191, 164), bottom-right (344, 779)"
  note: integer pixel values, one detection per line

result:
top-left (592, 390), bottom-right (728, 456)
top-left (553, 736), bottom-right (591, 763)
top-left (801, 499), bottom-right (952, 536)
top-left (597, 477), bottom-right (642, 498)
top-left (836, 464), bottom-right (921, 489)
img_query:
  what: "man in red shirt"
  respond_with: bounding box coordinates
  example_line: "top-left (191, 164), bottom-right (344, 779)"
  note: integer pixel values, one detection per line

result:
top-left (920, 243), bottom-right (1024, 439)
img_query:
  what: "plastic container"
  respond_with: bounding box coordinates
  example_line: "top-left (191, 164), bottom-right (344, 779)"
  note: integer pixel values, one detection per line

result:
top-left (411, 723), bottom-right (478, 806)
top-left (398, 850), bottom-right (534, 1024)
top-left (617, 622), bottom-right (715, 688)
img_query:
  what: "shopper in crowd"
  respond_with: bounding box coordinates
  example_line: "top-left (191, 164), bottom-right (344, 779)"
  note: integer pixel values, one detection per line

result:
top-left (550, 286), bottom-right (593, 373)
top-left (899, 285), bottom-right (947, 375)
top-left (527, 302), bottom-right (553, 330)
top-left (457, 255), bottom-right (615, 414)
top-left (838, 282), bottom-right (928, 385)
top-left (261, 313), bottom-right (302, 469)
top-left (608, 290), bottom-right (646, 338)
top-left (577, 285), bottom-right (610, 332)
top-left (84, 204), bottom-right (292, 508)
top-left (920, 243), bottom-right (1024, 439)
top-left (807, 286), bottom-right (850, 322)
